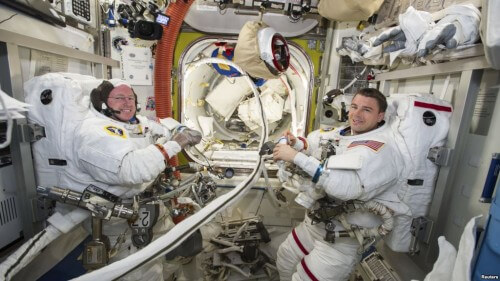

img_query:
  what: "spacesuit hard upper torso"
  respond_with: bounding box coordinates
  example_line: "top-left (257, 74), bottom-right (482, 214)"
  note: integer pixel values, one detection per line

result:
top-left (296, 122), bottom-right (410, 217)
top-left (69, 107), bottom-right (172, 198)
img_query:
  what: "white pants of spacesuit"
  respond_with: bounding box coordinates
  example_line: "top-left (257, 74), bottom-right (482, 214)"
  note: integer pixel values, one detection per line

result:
top-left (277, 216), bottom-right (360, 281)
top-left (105, 202), bottom-right (175, 281)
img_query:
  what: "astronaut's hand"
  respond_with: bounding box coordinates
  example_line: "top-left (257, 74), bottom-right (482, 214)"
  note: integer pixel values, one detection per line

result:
top-left (172, 129), bottom-right (202, 149)
top-left (273, 143), bottom-right (298, 163)
top-left (372, 26), bottom-right (407, 53)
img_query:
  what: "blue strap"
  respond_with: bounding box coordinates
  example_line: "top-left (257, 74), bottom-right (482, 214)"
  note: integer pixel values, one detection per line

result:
top-left (312, 164), bottom-right (323, 184)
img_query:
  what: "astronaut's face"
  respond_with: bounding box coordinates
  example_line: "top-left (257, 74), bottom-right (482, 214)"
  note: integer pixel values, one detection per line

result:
top-left (348, 94), bottom-right (385, 135)
top-left (107, 85), bottom-right (136, 122)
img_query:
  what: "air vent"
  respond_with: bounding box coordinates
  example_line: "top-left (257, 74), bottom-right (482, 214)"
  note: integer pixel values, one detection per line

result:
top-left (0, 197), bottom-right (18, 226)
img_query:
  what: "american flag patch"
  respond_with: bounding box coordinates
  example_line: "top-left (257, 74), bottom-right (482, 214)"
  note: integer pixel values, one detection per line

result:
top-left (347, 140), bottom-right (385, 152)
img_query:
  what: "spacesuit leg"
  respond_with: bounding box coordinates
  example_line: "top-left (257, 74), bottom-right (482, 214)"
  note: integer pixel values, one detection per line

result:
top-left (291, 239), bottom-right (359, 281)
top-left (276, 220), bottom-right (316, 281)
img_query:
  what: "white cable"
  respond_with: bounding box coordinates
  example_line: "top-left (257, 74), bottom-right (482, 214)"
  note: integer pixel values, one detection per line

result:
top-left (0, 209), bottom-right (89, 280)
top-left (72, 57), bottom-right (269, 281)
top-left (261, 165), bottom-right (285, 208)
top-left (0, 226), bottom-right (60, 281)
top-left (440, 74), bottom-right (451, 100)
top-left (280, 76), bottom-right (298, 136)
top-left (220, 262), bottom-right (251, 278)
top-left (231, 221), bottom-right (249, 243)
top-left (341, 66), bottom-right (368, 92)
top-left (0, 91), bottom-right (13, 149)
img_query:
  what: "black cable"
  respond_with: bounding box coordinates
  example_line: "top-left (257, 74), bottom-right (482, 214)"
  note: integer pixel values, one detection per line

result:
top-left (254, 188), bottom-right (266, 215)
top-left (0, 13), bottom-right (17, 25)
top-left (192, 145), bottom-right (215, 174)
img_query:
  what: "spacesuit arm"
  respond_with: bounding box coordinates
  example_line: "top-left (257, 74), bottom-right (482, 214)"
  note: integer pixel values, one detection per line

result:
top-left (293, 153), bottom-right (364, 201)
top-left (317, 170), bottom-right (363, 201)
top-left (139, 116), bottom-right (180, 139)
top-left (293, 152), bottom-right (320, 176)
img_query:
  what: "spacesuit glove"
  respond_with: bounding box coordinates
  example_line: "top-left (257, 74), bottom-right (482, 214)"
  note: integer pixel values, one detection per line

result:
top-left (416, 22), bottom-right (458, 57)
top-left (295, 187), bottom-right (325, 209)
top-left (277, 165), bottom-right (292, 183)
top-left (341, 36), bottom-right (371, 55)
top-left (371, 26), bottom-right (407, 53)
top-left (416, 5), bottom-right (480, 58)
top-left (172, 128), bottom-right (202, 149)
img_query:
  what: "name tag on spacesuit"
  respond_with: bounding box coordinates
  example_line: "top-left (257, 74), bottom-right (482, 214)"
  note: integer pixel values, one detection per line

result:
top-left (325, 154), bottom-right (363, 170)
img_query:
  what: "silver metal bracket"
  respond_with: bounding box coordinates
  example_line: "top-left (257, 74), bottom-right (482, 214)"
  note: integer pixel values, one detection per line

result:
top-left (427, 146), bottom-right (452, 166)
top-left (18, 123), bottom-right (46, 143)
top-left (31, 197), bottom-right (55, 223)
top-left (409, 216), bottom-right (433, 255)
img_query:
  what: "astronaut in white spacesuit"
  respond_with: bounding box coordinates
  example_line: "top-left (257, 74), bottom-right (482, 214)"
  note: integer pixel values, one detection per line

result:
top-left (71, 80), bottom-right (202, 280)
top-left (273, 88), bottom-right (409, 281)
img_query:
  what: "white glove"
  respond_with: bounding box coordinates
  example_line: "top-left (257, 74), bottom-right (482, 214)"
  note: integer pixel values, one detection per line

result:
top-left (295, 187), bottom-right (325, 209)
top-left (372, 26), bottom-right (407, 53)
top-left (371, 6), bottom-right (432, 59)
top-left (417, 4), bottom-right (480, 57)
top-left (277, 163), bottom-right (292, 183)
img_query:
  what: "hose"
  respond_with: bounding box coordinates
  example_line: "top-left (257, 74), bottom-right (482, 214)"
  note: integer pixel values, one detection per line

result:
top-left (154, 0), bottom-right (195, 178)
top-left (0, 209), bottom-right (89, 280)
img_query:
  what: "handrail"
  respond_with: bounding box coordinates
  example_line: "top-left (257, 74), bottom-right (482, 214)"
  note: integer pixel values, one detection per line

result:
top-left (0, 29), bottom-right (119, 67)
top-left (373, 56), bottom-right (489, 82)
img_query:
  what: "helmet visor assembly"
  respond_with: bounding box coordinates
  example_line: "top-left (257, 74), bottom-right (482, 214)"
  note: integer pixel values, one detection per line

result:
top-left (257, 27), bottom-right (290, 75)
top-left (270, 33), bottom-right (290, 72)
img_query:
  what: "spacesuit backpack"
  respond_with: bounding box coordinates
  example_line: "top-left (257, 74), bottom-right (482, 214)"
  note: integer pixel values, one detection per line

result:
top-left (24, 73), bottom-right (103, 188)
top-left (383, 93), bottom-right (453, 252)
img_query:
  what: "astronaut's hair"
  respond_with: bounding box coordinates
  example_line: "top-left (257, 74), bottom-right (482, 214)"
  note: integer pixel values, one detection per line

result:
top-left (90, 80), bottom-right (114, 112)
top-left (353, 88), bottom-right (387, 113)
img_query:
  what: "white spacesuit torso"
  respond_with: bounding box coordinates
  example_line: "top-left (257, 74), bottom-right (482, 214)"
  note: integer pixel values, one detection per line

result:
top-left (71, 107), bottom-right (172, 198)
top-left (296, 122), bottom-right (410, 218)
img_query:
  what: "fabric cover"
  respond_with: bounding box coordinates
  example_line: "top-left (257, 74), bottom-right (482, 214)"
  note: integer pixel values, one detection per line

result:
top-left (423, 236), bottom-right (457, 281)
top-left (25, 73), bottom-right (96, 189)
top-left (318, 0), bottom-right (384, 21)
top-left (234, 21), bottom-right (278, 80)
